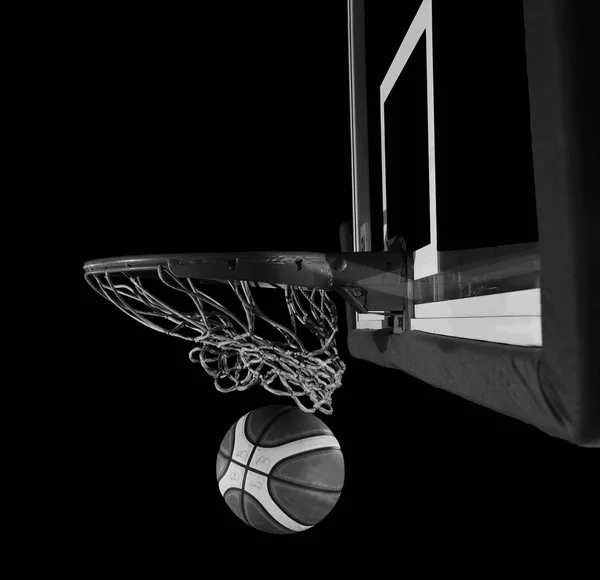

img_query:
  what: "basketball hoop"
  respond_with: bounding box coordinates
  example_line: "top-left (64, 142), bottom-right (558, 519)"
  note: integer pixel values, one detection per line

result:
top-left (84, 253), bottom-right (347, 414)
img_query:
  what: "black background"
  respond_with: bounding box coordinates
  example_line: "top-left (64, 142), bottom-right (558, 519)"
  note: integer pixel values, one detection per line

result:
top-left (75, 1), bottom-right (592, 560)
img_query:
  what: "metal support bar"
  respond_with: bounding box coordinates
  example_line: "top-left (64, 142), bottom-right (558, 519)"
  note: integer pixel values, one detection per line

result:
top-left (348, 0), bottom-right (372, 252)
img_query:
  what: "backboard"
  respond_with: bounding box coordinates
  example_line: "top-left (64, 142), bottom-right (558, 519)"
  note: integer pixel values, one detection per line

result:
top-left (347, 0), bottom-right (542, 346)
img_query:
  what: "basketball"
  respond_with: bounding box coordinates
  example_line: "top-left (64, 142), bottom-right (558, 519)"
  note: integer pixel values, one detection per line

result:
top-left (216, 405), bottom-right (345, 534)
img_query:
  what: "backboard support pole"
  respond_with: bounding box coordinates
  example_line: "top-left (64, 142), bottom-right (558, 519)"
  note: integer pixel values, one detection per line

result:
top-left (348, 0), bottom-right (372, 254)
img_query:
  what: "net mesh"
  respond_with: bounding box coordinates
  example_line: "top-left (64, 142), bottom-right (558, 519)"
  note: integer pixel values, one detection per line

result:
top-left (85, 265), bottom-right (346, 414)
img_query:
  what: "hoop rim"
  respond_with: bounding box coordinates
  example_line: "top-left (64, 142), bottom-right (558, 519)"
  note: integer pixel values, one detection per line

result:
top-left (83, 251), bottom-right (335, 288)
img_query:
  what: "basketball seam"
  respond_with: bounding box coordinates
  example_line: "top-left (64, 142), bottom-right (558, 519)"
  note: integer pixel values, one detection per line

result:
top-left (242, 406), bottom-right (295, 525)
top-left (255, 430), bottom-right (333, 448)
top-left (216, 423), bottom-right (236, 485)
top-left (245, 406), bottom-right (296, 446)
top-left (270, 475), bottom-right (343, 494)
top-left (242, 493), bottom-right (295, 534)
top-left (267, 478), bottom-right (324, 529)
top-left (226, 454), bottom-right (344, 493)
top-left (268, 446), bottom-right (343, 482)
top-left (216, 450), bottom-right (231, 484)
top-left (222, 488), bottom-right (249, 527)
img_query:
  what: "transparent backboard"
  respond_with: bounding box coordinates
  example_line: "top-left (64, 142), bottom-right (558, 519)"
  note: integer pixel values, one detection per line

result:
top-left (347, 0), bottom-right (541, 345)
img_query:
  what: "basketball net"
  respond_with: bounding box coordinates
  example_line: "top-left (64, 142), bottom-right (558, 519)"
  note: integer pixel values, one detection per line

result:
top-left (85, 265), bottom-right (346, 414)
